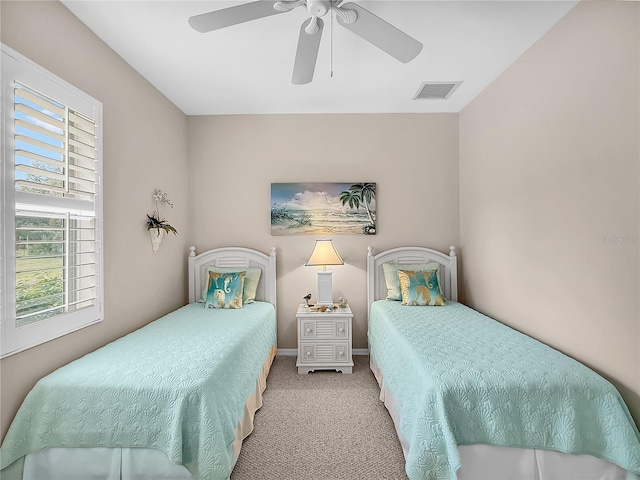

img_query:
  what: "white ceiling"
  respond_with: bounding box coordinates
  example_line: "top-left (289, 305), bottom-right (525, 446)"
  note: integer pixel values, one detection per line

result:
top-left (61, 1), bottom-right (578, 115)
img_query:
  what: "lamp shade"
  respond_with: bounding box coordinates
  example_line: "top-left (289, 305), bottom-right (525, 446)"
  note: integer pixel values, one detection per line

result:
top-left (305, 239), bottom-right (344, 268)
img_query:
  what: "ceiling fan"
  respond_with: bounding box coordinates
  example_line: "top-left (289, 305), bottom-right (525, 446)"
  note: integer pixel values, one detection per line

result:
top-left (188, 0), bottom-right (423, 85)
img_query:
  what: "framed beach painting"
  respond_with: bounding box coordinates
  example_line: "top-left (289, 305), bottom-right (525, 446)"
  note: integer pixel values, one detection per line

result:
top-left (271, 183), bottom-right (376, 235)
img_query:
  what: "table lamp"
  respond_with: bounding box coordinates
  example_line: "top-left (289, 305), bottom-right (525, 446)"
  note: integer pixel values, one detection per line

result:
top-left (305, 239), bottom-right (343, 306)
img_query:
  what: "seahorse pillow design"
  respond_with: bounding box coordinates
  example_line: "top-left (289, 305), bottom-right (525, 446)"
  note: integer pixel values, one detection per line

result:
top-left (398, 269), bottom-right (446, 306)
top-left (200, 267), bottom-right (262, 304)
top-left (382, 262), bottom-right (441, 301)
top-left (205, 271), bottom-right (246, 309)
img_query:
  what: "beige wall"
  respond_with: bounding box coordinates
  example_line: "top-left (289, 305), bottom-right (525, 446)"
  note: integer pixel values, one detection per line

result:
top-left (3, 0), bottom-right (638, 448)
top-left (187, 113), bottom-right (460, 350)
top-left (459, 1), bottom-right (640, 425)
top-left (1, 1), bottom-right (189, 440)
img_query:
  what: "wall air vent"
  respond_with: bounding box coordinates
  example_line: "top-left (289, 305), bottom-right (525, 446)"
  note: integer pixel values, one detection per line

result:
top-left (413, 81), bottom-right (462, 100)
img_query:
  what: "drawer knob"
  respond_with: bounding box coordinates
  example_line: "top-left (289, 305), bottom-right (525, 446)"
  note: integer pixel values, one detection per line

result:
top-left (306, 328), bottom-right (311, 333)
top-left (338, 351), bottom-right (344, 356)
top-left (306, 351), bottom-right (311, 356)
top-left (338, 327), bottom-right (344, 333)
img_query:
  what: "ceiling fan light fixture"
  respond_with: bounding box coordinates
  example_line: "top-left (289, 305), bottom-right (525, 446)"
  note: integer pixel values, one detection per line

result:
top-left (307, 0), bottom-right (331, 17)
top-left (188, 0), bottom-right (423, 84)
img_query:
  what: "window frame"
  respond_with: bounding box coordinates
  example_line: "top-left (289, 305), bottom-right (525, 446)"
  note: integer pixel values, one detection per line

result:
top-left (1, 44), bottom-right (104, 358)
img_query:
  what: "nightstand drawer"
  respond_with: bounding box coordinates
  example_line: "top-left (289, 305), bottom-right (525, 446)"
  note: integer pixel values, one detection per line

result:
top-left (300, 319), bottom-right (350, 340)
top-left (299, 342), bottom-right (350, 363)
top-left (296, 304), bottom-right (353, 374)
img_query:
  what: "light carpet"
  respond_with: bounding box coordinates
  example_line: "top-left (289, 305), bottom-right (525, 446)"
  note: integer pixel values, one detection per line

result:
top-left (231, 355), bottom-right (408, 479)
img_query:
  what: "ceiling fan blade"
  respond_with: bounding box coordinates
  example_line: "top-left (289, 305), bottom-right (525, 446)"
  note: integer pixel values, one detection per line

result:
top-left (189, 1), bottom-right (288, 33)
top-left (292, 17), bottom-right (324, 85)
top-left (336, 2), bottom-right (423, 63)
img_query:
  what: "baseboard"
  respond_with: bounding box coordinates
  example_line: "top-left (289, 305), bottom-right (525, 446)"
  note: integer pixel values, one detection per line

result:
top-left (353, 348), bottom-right (370, 356)
top-left (277, 348), bottom-right (369, 356)
top-left (276, 348), bottom-right (297, 356)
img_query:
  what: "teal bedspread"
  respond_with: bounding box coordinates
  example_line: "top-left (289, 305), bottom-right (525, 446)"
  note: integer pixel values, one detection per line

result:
top-left (368, 300), bottom-right (640, 480)
top-left (1, 301), bottom-right (277, 480)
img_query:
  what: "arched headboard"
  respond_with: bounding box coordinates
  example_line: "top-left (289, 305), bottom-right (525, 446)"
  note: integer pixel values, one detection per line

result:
top-left (188, 246), bottom-right (277, 306)
top-left (367, 246), bottom-right (458, 314)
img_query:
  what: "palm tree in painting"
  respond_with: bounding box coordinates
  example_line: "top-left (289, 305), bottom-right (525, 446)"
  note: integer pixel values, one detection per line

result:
top-left (339, 183), bottom-right (376, 234)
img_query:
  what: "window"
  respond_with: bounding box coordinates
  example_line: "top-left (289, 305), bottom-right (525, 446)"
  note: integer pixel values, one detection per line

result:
top-left (1, 44), bottom-right (103, 358)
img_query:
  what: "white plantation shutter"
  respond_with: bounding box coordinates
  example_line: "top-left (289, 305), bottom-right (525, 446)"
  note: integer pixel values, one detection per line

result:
top-left (1, 44), bottom-right (104, 357)
top-left (14, 83), bottom-right (97, 203)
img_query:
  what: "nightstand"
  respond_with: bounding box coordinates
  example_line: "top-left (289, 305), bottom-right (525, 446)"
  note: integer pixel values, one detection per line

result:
top-left (296, 304), bottom-right (353, 374)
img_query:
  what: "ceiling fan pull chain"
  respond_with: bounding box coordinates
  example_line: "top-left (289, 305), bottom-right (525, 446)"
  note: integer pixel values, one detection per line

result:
top-left (330, 4), bottom-right (334, 78)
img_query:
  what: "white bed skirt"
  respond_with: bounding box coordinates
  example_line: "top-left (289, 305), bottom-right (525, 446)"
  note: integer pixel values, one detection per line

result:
top-left (22, 347), bottom-right (276, 480)
top-left (24, 447), bottom-right (191, 480)
top-left (370, 358), bottom-right (630, 480)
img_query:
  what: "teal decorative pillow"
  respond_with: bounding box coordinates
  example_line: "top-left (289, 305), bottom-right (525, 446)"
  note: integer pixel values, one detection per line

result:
top-left (200, 267), bottom-right (261, 304)
top-left (382, 262), bottom-right (441, 301)
top-left (204, 271), bottom-right (246, 309)
top-left (398, 269), bottom-right (446, 306)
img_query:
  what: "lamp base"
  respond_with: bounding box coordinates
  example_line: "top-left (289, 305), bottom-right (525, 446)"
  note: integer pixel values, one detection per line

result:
top-left (316, 270), bottom-right (334, 306)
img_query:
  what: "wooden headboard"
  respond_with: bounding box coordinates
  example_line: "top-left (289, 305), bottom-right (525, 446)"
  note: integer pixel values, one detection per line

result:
top-left (188, 246), bottom-right (277, 306)
top-left (367, 246), bottom-right (458, 314)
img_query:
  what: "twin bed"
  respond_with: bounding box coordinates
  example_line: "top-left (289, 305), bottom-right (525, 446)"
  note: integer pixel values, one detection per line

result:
top-left (367, 245), bottom-right (640, 480)
top-left (2, 244), bottom-right (640, 480)
top-left (1, 246), bottom-right (277, 480)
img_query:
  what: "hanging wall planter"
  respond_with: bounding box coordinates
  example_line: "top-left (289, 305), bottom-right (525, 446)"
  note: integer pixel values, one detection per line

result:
top-left (146, 190), bottom-right (177, 254)
top-left (149, 228), bottom-right (166, 254)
